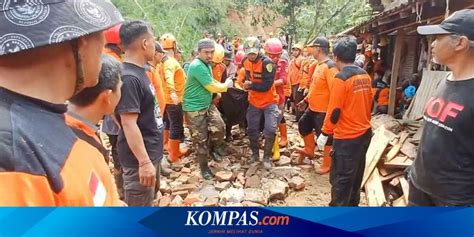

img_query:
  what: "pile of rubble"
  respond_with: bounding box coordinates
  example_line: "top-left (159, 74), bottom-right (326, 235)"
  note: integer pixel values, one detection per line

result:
top-left (155, 141), bottom-right (309, 207)
top-left (362, 114), bottom-right (423, 206)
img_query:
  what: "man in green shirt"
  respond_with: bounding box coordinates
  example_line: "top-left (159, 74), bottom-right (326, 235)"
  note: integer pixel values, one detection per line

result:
top-left (183, 39), bottom-right (235, 179)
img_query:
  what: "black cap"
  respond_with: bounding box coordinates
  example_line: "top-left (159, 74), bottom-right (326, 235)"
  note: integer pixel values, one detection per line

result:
top-left (307, 37), bottom-right (330, 48)
top-left (155, 42), bottom-right (165, 53)
top-left (417, 9), bottom-right (474, 40)
top-left (0, 0), bottom-right (123, 56)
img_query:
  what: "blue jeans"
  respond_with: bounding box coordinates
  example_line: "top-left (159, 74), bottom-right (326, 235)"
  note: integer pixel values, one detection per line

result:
top-left (246, 104), bottom-right (279, 140)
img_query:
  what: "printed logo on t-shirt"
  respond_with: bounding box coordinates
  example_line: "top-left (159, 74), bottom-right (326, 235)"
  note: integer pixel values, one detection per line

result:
top-left (149, 84), bottom-right (164, 128)
top-left (424, 96), bottom-right (464, 132)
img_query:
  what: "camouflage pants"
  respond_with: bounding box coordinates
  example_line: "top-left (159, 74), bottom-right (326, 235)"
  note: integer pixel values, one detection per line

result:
top-left (184, 105), bottom-right (226, 158)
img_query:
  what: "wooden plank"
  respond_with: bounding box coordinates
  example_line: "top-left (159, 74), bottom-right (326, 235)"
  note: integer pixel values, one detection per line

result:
top-left (399, 177), bottom-right (410, 203)
top-left (386, 131), bottom-right (409, 161)
top-left (392, 195), bottom-right (407, 207)
top-left (361, 126), bottom-right (391, 188)
top-left (380, 171), bottom-right (405, 182)
top-left (365, 168), bottom-right (387, 206)
top-left (378, 166), bottom-right (393, 177)
top-left (388, 29), bottom-right (404, 116)
top-left (411, 126), bottom-right (424, 144)
top-left (400, 140), bottom-right (417, 159)
top-left (404, 69), bottom-right (449, 119)
top-left (384, 155), bottom-right (413, 168)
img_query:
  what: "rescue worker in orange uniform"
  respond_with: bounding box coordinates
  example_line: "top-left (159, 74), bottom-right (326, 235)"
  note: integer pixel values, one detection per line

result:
top-left (372, 71), bottom-right (390, 114)
top-left (212, 44), bottom-right (227, 83)
top-left (0, 0), bottom-right (123, 206)
top-left (264, 38), bottom-right (289, 147)
top-left (297, 37), bottom-right (338, 174)
top-left (242, 37), bottom-right (278, 169)
top-left (159, 33), bottom-right (190, 162)
top-left (102, 23), bottom-right (125, 199)
top-left (317, 36), bottom-right (373, 206)
top-left (288, 43), bottom-right (304, 120)
top-left (67, 54), bottom-right (123, 180)
top-left (235, 50), bottom-right (247, 88)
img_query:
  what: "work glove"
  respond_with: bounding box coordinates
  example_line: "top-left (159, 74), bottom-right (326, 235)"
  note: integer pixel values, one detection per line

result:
top-left (316, 134), bottom-right (328, 151)
top-left (225, 78), bottom-right (234, 88)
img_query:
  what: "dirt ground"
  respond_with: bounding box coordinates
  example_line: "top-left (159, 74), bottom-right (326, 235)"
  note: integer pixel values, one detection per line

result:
top-left (101, 112), bottom-right (368, 207)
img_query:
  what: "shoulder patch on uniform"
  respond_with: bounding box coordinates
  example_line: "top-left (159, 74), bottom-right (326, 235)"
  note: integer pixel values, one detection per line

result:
top-left (266, 63), bottom-right (274, 72)
top-left (336, 66), bottom-right (367, 81)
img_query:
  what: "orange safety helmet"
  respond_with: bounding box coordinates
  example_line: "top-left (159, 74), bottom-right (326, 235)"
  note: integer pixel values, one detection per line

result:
top-left (212, 43), bottom-right (225, 64)
top-left (160, 33), bottom-right (177, 50)
top-left (104, 23), bottom-right (122, 45)
top-left (234, 50), bottom-right (246, 65)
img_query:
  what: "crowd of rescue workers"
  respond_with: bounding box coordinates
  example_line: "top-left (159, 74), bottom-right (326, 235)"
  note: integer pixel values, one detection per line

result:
top-left (2, 0), bottom-right (472, 207)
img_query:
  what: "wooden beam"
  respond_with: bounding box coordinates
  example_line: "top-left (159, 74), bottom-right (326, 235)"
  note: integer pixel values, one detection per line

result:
top-left (365, 168), bottom-right (387, 206)
top-left (386, 131), bottom-right (410, 161)
top-left (388, 29), bottom-right (405, 116)
top-left (361, 126), bottom-right (391, 188)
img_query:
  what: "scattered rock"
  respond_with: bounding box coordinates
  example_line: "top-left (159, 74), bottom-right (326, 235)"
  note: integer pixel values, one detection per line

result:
top-left (198, 185), bottom-right (220, 200)
top-left (242, 200), bottom-right (264, 207)
top-left (245, 175), bottom-right (260, 188)
top-left (244, 188), bottom-right (269, 205)
top-left (219, 187), bottom-right (245, 203)
top-left (158, 196), bottom-right (171, 207)
top-left (175, 174), bottom-right (190, 184)
top-left (171, 190), bottom-right (189, 199)
top-left (184, 191), bottom-right (205, 206)
top-left (204, 197), bottom-right (219, 207)
top-left (170, 195), bottom-right (183, 206)
top-left (233, 182), bottom-right (244, 188)
top-left (266, 179), bottom-right (289, 200)
top-left (277, 155), bottom-right (291, 166)
top-left (236, 172), bottom-right (246, 185)
top-left (215, 181), bottom-right (231, 191)
top-left (187, 174), bottom-right (200, 184)
top-left (215, 170), bottom-right (235, 181)
top-left (271, 166), bottom-right (301, 178)
top-left (171, 183), bottom-right (196, 193)
top-left (289, 176), bottom-right (305, 191)
top-left (169, 172), bottom-right (180, 179)
top-left (226, 202), bottom-right (244, 207)
top-left (181, 167), bottom-right (191, 173)
top-left (285, 196), bottom-right (306, 206)
top-left (280, 148), bottom-right (291, 157)
top-left (245, 163), bottom-right (259, 177)
top-left (299, 165), bottom-right (313, 171)
top-left (159, 180), bottom-right (172, 194)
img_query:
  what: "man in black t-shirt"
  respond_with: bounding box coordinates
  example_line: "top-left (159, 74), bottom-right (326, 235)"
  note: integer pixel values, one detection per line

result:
top-left (115, 20), bottom-right (163, 206)
top-left (410, 9), bottom-right (474, 206)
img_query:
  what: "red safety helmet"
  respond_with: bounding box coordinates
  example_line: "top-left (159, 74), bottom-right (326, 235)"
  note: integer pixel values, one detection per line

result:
top-left (104, 23), bottom-right (122, 45)
top-left (264, 38), bottom-right (283, 55)
top-left (234, 50), bottom-right (246, 65)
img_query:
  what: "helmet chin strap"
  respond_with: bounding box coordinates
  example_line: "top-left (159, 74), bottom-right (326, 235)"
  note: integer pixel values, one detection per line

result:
top-left (70, 39), bottom-right (85, 96)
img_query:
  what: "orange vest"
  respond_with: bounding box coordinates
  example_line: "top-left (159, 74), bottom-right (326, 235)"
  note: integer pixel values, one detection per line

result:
top-left (242, 56), bottom-right (279, 108)
top-left (212, 63), bottom-right (227, 83)
top-left (236, 67), bottom-right (246, 88)
top-left (288, 55), bottom-right (303, 86)
top-left (307, 59), bottom-right (338, 113)
top-left (147, 64), bottom-right (166, 116)
top-left (160, 57), bottom-right (186, 104)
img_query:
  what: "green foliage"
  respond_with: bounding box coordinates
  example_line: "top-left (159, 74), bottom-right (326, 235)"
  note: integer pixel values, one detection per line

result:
top-left (111, 0), bottom-right (238, 59)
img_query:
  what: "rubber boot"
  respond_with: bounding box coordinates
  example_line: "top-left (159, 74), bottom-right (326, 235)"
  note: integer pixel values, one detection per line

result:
top-left (315, 145), bottom-right (332, 175)
top-left (295, 134), bottom-right (315, 164)
top-left (168, 139), bottom-right (182, 163)
top-left (198, 154), bottom-right (213, 180)
top-left (262, 135), bottom-right (276, 170)
top-left (160, 158), bottom-right (172, 177)
top-left (249, 136), bottom-right (260, 163)
top-left (278, 123), bottom-right (288, 147)
top-left (163, 129), bottom-right (169, 152)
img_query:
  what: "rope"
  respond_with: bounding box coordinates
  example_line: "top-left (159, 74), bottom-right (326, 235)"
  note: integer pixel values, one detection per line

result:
top-left (445, 0), bottom-right (450, 18)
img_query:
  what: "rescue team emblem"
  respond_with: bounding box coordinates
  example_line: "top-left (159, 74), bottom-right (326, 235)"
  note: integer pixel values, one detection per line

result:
top-left (49, 26), bottom-right (88, 44)
top-left (3, 0), bottom-right (50, 26)
top-left (0, 33), bottom-right (34, 55)
top-left (74, 0), bottom-right (111, 27)
top-left (266, 63), bottom-right (273, 72)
